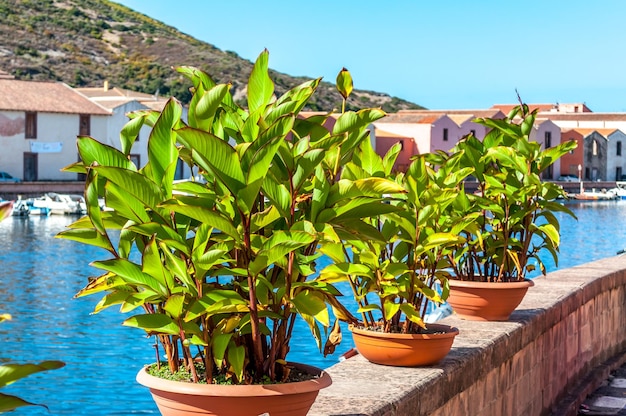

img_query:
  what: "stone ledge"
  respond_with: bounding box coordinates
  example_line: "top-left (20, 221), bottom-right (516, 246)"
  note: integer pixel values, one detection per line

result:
top-left (308, 255), bottom-right (626, 416)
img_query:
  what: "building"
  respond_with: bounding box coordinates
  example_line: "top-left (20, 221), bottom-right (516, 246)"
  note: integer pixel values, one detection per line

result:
top-left (373, 109), bottom-right (505, 155)
top-left (76, 84), bottom-right (171, 174)
top-left (0, 79), bottom-right (111, 181)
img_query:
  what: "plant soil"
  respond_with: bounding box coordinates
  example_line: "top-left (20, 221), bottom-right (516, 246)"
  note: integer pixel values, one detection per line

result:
top-left (145, 362), bottom-right (319, 385)
top-left (354, 323), bottom-right (448, 335)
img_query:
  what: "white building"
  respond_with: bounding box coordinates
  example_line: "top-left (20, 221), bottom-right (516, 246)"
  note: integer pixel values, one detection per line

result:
top-left (0, 79), bottom-right (111, 181)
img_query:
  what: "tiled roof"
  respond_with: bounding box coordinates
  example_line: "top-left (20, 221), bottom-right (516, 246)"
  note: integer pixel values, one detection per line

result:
top-left (571, 128), bottom-right (619, 138)
top-left (0, 79), bottom-right (110, 115)
top-left (378, 113), bottom-right (443, 123)
top-left (375, 128), bottom-right (412, 139)
top-left (76, 86), bottom-right (169, 111)
top-left (492, 103), bottom-right (592, 113)
top-left (540, 113), bottom-right (626, 121)
top-left (398, 109), bottom-right (504, 118)
top-left (492, 104), bottom-right (558, 113)
top-left (76, 86), bottom-right (157, 100)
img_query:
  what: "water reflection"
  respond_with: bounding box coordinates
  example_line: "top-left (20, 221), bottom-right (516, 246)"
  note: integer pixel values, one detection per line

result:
top-left (1, 201), bottom-right (624, 414)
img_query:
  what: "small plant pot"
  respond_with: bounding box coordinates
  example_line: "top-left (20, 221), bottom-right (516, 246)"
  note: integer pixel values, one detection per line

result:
top-left (136, 362), bottom-right (331, 416)
top-left (350, 323), bottom-right (459, 367)
top-left (447, 279), bottom-right (534, 321)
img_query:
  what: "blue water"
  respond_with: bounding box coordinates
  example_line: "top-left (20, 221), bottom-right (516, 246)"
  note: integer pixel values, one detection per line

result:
top-left (1, 199), bottom-right (625, 414)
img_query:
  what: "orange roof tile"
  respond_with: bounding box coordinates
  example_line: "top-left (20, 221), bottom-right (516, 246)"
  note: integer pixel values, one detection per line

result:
top-left (571, 128), bottom-right (619, 138)
top-left (0, 79), bottom-right (110, 115)
top-left (375, 128), bottom-right (412, 139)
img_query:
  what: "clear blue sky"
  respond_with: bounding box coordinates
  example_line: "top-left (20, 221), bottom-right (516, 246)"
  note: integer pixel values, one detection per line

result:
top-left (114, 0), bottom-right (626, 112)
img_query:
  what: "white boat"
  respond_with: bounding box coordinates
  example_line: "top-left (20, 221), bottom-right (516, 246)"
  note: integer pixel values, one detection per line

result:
top-left (570, 188), bottom-right (619, 201)
top-left (31, 193), bottom-right (86, 215)
top-left (12, 198), bottom-right (52, 217)
top-left (611, 181), bottom-right (626, 200)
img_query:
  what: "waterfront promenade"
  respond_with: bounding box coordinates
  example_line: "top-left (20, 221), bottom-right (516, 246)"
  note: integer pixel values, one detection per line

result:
top-left (575, 357), bottom-right (626, 415)
top-left (308, 255), bottom-right (626, 415)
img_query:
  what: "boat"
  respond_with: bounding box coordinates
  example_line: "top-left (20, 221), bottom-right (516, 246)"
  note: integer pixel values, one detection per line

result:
top-left (12, 198), bottom-right (52, 217)
top-left (31, 193), bottom-right (86, 215)
top-left (570, 188), bottom-right (619, 200)
top-left (611, 181), bottom-right (626, 200)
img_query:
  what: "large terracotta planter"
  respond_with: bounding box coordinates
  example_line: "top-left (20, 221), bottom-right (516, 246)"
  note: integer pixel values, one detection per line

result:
top-left (350, 323), bottom-right (458, 367)
top-left (447, 279), bottom-right (534, 321)
top-left (136, 362), bottom-right (331, 416)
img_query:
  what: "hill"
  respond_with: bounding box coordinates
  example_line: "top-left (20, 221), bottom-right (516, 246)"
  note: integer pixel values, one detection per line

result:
top-left (0, 0), bottom-right (424, 112)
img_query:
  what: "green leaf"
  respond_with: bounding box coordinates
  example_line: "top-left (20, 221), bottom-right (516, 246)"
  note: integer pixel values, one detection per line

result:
top-left (292, 291), bottom-right (330, 327)
top-left (92, 259), bottom-right (168, 297)
top-left (119, 114), bottom-right (146, 155)
top-left (247, 49), bottom-right (274, 113)
top-left (332, 108), bottom-right (386, 135)
top-left (55, 228), bottom-right (113, 251)
top-left (383, 301), bottom-right (400, 321)
top-left (211, 333), bottom-right (232, 364)
top-left (163, 203), bottom-right (241, 243)
top-left (175, 127), bottom-right (246, 195)
top-left (147, 98), bottom-right (182, 194)
top-left (77, 136), bottom-right (135, 170)
top-left (228, 343), bottom-right (246, 382)
top-left (95, 166), bottom-right (163, 212)
top-left (164, 294), bottom-right (185, 319)
top-left (123, 313), bottom-right (180, 336)
top-left (196, 83), bottom-right (231, 123)
top-left (0, 361), bottom-right (65, 389)
top-left (0, 392), bottom-right (45, 412)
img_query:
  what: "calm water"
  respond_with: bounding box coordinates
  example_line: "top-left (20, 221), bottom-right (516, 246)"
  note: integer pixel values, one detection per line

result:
top-left (1, 200), bottom-right (626, 414)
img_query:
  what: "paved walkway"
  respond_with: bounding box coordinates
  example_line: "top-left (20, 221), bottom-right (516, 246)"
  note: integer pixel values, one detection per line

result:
top-left (579, 361), bottom-right (626, 415)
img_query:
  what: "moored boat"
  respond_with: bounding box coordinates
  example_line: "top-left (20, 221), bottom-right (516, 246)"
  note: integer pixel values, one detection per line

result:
top-left (570, 188), bottom-right (619, 200)
top-left (610, 181), bottom-right (626, 200)
top-left (12, 198), bottom-right (52, 217)
top-left (31, 193), bottom-right (86, 215)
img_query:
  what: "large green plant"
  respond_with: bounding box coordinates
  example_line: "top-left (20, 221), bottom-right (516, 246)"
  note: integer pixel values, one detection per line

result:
top-left (57, 50), bottom-right (402, 384)
top-left (319, 134), bottom-right (475, 333)
top-left (447, 104), bottom-right (577, 282)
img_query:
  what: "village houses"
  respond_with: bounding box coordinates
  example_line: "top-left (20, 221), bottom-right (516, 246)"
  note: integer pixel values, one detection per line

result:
top-left (1, 75), bottom-right (626, 183)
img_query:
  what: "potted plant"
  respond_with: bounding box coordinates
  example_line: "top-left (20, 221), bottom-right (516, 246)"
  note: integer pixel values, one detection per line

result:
top-left (56, 50), bottom-right (401, 416)
top-left (318, 140), bottom-right (476, 366)
top-left (444, 103), bottom-right (577, 321)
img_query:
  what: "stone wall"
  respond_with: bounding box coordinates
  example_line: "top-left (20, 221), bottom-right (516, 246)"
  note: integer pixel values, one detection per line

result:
top-left (308, 255), bottom-right (626, 416)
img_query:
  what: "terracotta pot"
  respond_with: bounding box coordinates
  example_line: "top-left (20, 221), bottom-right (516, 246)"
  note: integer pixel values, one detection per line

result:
top-left (447, 279), bottom-right (534, 321)
top-left (350, 323), bottom-right (458, 367)
top-left (136, 362), bottom-right (331, 416)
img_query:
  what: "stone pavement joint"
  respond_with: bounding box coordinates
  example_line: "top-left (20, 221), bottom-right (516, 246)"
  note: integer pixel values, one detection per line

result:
top-left (579, 361), bottom-right (626, 415)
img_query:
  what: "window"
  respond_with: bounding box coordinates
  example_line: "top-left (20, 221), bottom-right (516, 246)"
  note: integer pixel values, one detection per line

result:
top-left (25, 112), bottom-right (37, 139)
top-left (618, 141), bottom-right (622, 156)
top-left (130, 154), bottom-right (141, 168)
top-left (443, 128), bottom-right (448, 142)
top-left (79, 115), bottom-right (90, 136)
top-left (545, 131), bottom-right (552, 148)
top-left (592, 140), bottom-right (598, 156)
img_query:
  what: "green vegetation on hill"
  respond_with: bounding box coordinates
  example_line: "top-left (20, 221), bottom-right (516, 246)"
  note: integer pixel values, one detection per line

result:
top-left (0, 0), bottom-right (424, 112)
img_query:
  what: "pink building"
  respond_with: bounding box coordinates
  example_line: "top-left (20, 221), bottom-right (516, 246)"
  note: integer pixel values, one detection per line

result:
top-left (374, 128), bottom-right (414, 171)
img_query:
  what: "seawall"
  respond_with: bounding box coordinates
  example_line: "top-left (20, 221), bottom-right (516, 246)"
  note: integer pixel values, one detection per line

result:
top-left (308, 255), bottom-right (626, 416)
